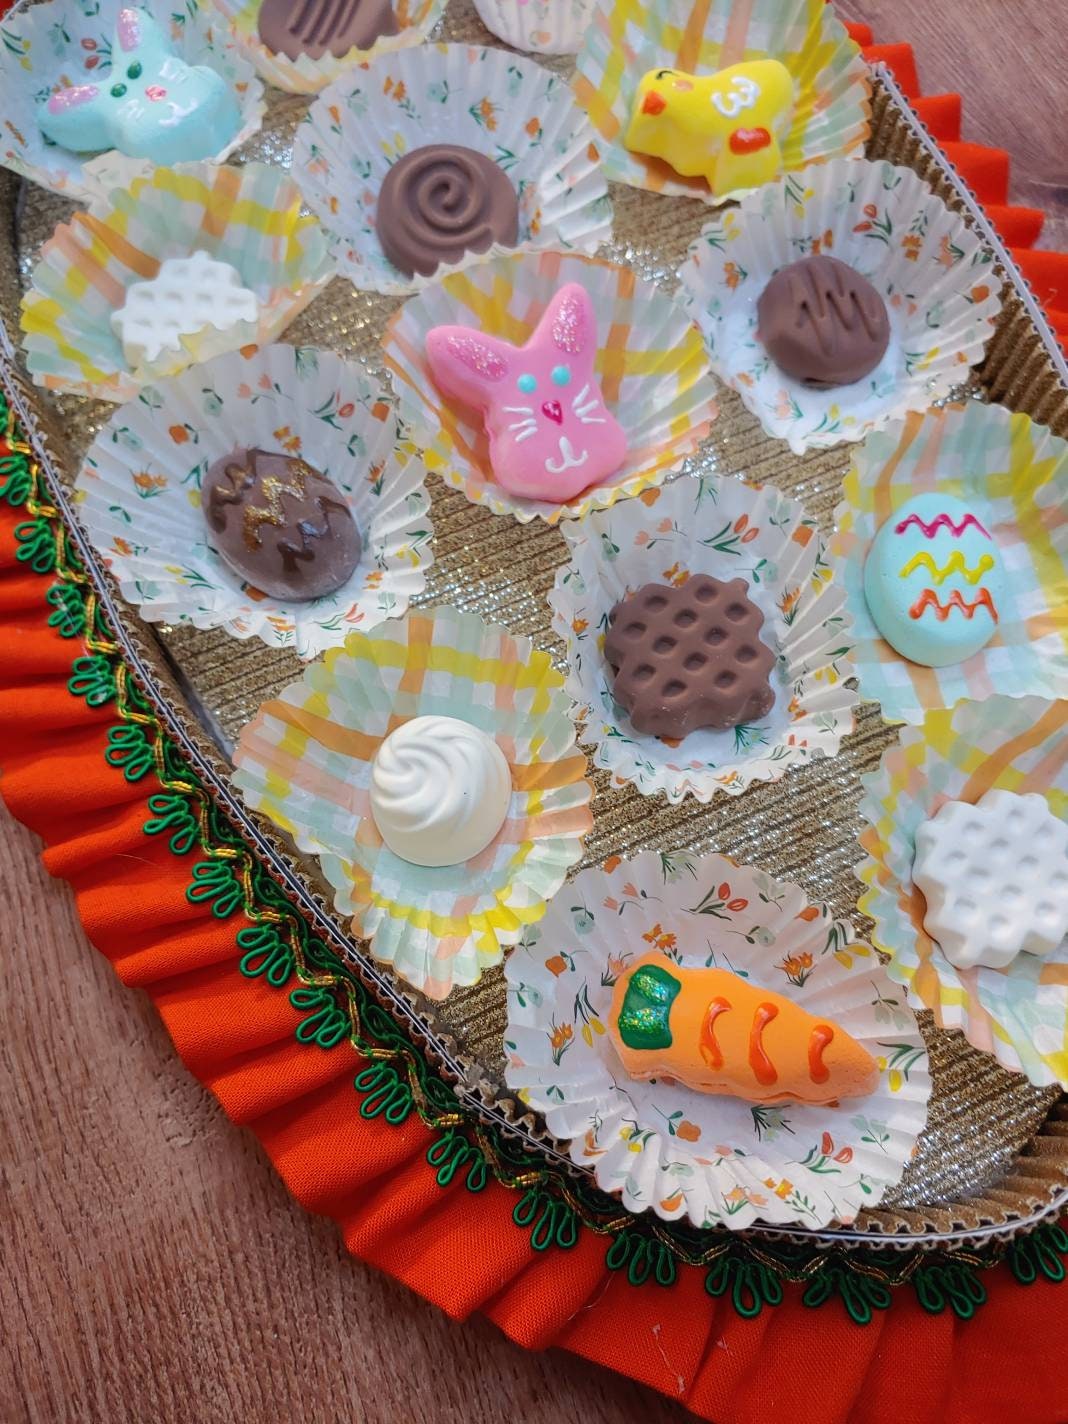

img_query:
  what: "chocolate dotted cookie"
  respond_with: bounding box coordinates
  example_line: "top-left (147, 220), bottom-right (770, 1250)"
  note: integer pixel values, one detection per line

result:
top-left (604, 576), bottom-right (777, 738)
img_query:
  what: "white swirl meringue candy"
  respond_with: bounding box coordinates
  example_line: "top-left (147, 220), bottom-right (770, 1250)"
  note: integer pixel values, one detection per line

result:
top-left (369, 715), bottom-right (513, 867)
top-left (912, 789), bottom-right (1068, 971)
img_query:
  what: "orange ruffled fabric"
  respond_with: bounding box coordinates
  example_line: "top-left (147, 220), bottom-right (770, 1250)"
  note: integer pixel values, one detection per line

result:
top-left (2, 22), bottom-right (1068, 1424)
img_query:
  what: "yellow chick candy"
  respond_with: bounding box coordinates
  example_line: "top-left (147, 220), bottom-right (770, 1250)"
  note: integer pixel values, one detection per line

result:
top-left (625, 60), bottom-right (795, 196)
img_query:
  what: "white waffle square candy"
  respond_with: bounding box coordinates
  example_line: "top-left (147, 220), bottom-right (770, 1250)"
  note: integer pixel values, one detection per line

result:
top-left (913, 789), bottom-right (1068, 971)
top-left (111, 251), bottom-right (258, 369)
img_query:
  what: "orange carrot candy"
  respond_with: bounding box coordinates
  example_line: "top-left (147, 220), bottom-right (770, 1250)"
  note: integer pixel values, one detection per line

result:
top-left (607, 953), bottom-right (878, 1107)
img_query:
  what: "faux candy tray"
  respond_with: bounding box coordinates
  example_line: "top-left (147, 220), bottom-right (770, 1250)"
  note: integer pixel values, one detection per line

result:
top-left (3, 0), bottom-right (1068, 1266)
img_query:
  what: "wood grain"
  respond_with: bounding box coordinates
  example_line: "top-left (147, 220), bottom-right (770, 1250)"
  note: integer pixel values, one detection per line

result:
top-left (2, 6), bottom-right (1065, 1420)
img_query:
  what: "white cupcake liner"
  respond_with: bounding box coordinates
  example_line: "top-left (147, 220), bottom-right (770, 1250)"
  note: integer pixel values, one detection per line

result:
top-left (0, 0), bottom-right (264, 204)
top-left (828, 402), bottom-right (1068, 724)
top-left (548, 473), bottom-right (858, 803)
top-left (678, 158), bottom-right (1002, 454)
top-left (472, 0), bottom-right (595, 55)
top-left (573, 0), bottom-right (870, 205)
top-left (20, 161), bottom-right (333, 403)
top-left (505, 851), bottom-right (930, 1230)
top-left (209, 0), bottom-right (445, 94)
top-left (382, 250), bottom-right (718, 524)
top-left (293, 42), bottom-right (612, 296)
top-left (75, 343), bottom-right (433, 659)
top-left (232, 606), bottom-right (595, 999)
top-left (857, 697), bottom-right (1068, 1088)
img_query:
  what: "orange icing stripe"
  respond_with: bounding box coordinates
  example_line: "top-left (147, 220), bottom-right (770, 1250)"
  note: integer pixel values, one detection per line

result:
top-left (908, 587), bottom-right (999, 622)
top-left (808, 1024), bottom-right (834, 1084)
top-left (699, 997), bottom-right (731, 1071)
top-left (749, 1002), bottom-right (779, 1086)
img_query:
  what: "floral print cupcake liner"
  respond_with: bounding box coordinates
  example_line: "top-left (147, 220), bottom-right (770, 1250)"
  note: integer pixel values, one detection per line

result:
top-left (857, 697), bottom-right (1068, 1088)
top-left (21, 162), bottom-right (332, 403)
top-left (829, 401), bottom-right (1068, 723)
top-left (678, 158), bottom-right (1002, 453)
top-left (0, 0), bottom-right (264, 202)
top-left (573, 0), bottom-right (870, 205)
top-left (548, 473), bottom-right (858, 803)
top-left (210, 0), bottom-right (445, 94)
top-left (382, 250), bottom-right (718, 525)
top-left (505, 851), bottom-right (930, 1230)
top-left (75, 343), bottom-right (433, 659)
top-left (232, 606), bottom-right (595, 1000)
top-left (472, 0), bottom-right (595, 55)
top-left (294, 42), bottom-right (612, 296)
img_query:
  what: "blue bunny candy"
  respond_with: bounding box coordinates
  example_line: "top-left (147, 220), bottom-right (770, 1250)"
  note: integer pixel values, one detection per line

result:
top-left (38, 8), bottom-right (241, 165)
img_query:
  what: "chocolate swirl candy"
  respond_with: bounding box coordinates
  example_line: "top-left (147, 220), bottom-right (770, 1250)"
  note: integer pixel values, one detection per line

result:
top-left (203, 447), bottom-right (362, 601)
top-left (375, 145), bottom-right (519, 278)
top-left (756, 254), bottom-right (890, 388)
top-left (257, 0), bottom-right (398, 61)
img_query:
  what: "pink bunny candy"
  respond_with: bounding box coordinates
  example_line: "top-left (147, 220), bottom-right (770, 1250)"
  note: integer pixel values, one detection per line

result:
top-left (425, 282), bottom-right (628, 504)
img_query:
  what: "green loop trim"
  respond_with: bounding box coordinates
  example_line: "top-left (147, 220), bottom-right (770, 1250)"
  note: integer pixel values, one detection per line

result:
top-left (105, 724), bottom-right (154, 782)
top-left (47, 582), bottom-right (88, 639)
top-left (514, 1189), bottom-right (578, 1252)
top-left (802, 1265), bottom-right (893, 1324)
top-left (68, 654), bottom-right (116, 706)
top-left (236, 925), bottom-right (295, 987)
top-left (186, 860), bottom-right (243, 919)
top-left (143, 792), bottom-right (198, 854)
top-left (1009, 1222), bottom-right (1068, 1285)
top-left (289, 986), bottom-right (350, 1048)
top-left (353, 1062), bottom-right (413, 1124)
top-left (705, 1254), bottom-right (781, 1316)
top-left (914, 1260), bottom-right (986, 1318)
top-left (426, 1130), bottom-right (488, 1192)
top-left (606, 1232), bottom-right (676, 1287)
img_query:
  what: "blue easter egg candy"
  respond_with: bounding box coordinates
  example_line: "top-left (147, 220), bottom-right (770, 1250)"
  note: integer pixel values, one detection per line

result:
top-left (862, 493), bottom-right (1005, 667)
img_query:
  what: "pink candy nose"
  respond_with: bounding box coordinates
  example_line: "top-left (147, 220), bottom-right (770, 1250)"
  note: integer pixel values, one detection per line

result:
top-left (145, 85), bottom-right (167, 101)
top-left (541, 400), bottom-right (563, 425)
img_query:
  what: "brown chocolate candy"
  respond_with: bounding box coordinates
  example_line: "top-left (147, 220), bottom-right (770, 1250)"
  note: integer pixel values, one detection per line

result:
top-left (756, 254), bottom-right (890, 388)
top-left (375, 145), bottom-right (519, 278)
top-left (203, 447), bottom-right (362, 602)
top-left (257, 0), bottom-right (398, 61)
top-left (604, 576), bottom-right (777, 738)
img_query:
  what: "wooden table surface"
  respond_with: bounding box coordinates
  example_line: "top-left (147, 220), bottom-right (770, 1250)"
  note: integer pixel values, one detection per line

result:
top-left (2, 4), bottom-right (1065, 1420)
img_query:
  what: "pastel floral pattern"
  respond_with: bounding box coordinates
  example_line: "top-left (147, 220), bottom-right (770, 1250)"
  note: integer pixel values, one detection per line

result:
top-left (76, 343), bottom-right (433, 658)
top-left (548, 473), bottom-right (857, 802)
top-left (505, 851), bottom-right (930, 1229)
top-left (0, 0), bottom-right (263, 202)
top-left (678, 158), bottom-right (1001, 453)
top-left (857, 696), bottom-right (1068, 1088)
top-left (472, 0), bottom-right (595, 54)
top-left (294, 43), bottom-right (611, 295)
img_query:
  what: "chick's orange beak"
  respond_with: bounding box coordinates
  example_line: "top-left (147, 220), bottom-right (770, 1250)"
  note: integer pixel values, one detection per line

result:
top-left (641, 89), bottom-right (666, 115)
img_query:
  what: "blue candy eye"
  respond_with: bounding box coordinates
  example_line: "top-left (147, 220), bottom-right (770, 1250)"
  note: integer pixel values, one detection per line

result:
top-left (517, 373), bottom-right (537, 394)
top-left (551, 365), bottom-right (571, 387)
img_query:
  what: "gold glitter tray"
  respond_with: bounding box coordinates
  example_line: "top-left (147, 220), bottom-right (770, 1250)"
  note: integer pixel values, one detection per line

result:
top-left (3, 0), bottom-right (1068, 1250)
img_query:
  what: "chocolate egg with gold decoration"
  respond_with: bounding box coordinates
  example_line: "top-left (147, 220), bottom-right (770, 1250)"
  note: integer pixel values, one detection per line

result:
top-left (203, 446), bottom-right (362, 601)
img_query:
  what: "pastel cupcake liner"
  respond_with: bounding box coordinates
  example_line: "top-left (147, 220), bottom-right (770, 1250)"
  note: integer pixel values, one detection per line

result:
top-left (472, 0), bottom-right (595, 55)
top-left (857, 697), bottom-right (1068, 1088)
top-left (0, 0), bottom-right (264, 203)
top-left (21, 162), bottom-right (333, 403)
top-left (209, 0), bottom-right (445, 94)
top-left (572, 0), bottom-right (870, 205)
top-left (505, 851), bottom-right (930, 1230)
top-left (232, 606), bottom-right (595, 1000)
top-left (294, 42), bottom-right (612, 296)
top-left (828, 402), bottom-right (1068, 724)
top-left (382, 250), bottom-right (719, 525)
top-left (548, 473), bottom-right (858, 803)
top-left (678, 158), bottom-right (1002, 454)
top-left (74, 343), bottom-right (433, 659)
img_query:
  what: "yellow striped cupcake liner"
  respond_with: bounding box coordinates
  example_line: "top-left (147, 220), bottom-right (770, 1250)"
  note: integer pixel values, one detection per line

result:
top-left (857, 697), bottom-right (1068, 1088)
top-left (20, 162), bottom-right (333, 403)
top-left (210, 0), bottom-right (445, 94)
top-left (382, 250), bottom-right (719, 525)
top-left (572, 0), bottom-right (870, 205)
top-left (232, 606), bottom-right (595, 1000)
top-left (829, 403), bottom-right (1068, 725)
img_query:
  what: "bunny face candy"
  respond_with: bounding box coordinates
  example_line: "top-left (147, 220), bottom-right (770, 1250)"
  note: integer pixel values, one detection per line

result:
top-left (38, 8), bottom-right (241, 166)
top-left (626, 60), bottom-right (795, 197)
top-left (424, 282), bottom-right (628, 505)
